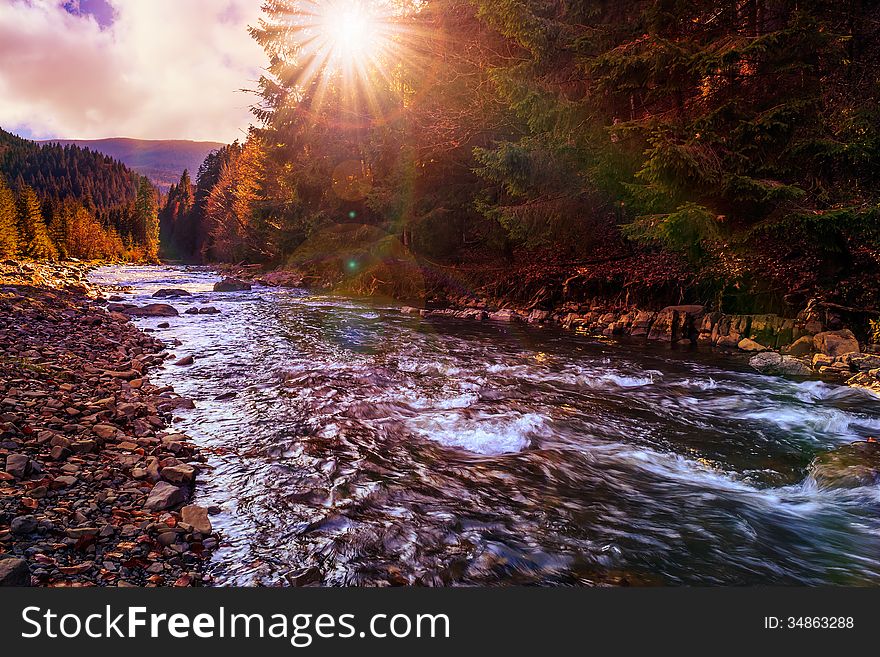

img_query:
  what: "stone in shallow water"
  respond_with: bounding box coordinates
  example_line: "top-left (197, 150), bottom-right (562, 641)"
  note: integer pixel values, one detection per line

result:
top-left (153, 288), bottom-right (191, 298)
top-left (126, 304), bottom-right (179, 317)
top-left (213, 277), bottom-right (251, 292)
top-left (161, 464), bottom-right (195, 485)
top-left (809, 441), bottom-right (880, 490)
top-left (749, 352), bottom-right (811, 377)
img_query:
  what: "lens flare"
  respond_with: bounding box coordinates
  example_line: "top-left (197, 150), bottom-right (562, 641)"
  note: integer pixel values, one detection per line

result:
top-left (270, 1), bottom-right (426, 123)
top-left (321, 2), bottom-right (381, 62)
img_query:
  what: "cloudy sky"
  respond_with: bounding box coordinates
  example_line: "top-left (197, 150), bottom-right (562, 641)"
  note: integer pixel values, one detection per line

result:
top-left (0, 0), bottom-right (266, 143)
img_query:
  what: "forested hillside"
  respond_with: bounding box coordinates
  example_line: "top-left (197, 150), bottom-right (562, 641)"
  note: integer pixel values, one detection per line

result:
top-left (0, 128), bottom-right (159, 261)
top-left (40, 137), bottom-right (226, 193)
top-left (164, 1), bottom-right (879, 320)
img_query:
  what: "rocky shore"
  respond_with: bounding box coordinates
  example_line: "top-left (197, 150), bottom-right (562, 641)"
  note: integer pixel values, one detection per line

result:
top-left (212, 262), bottom-right (880, 393)
top-left (0, 260), bottom-right (218, 587)
top-left (397, 298), bottom-right (880, 394)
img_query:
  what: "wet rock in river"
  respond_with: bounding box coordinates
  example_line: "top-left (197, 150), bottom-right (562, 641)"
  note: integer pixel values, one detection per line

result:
top-left (749, 352), bottom-right (811, 377)
top-left (126, 304), bottom-right (179, 317)
top-left (809, 441), bottom-right (880, 490)
top-left (185, 306), bottom-right (220, 315)
top-left (174, 355), bottom-right (194, 366)
top-left (648, 305), bottom-right (704, 343)
top-left (213, 277), bottom-right (251, 292)
top-left (153, 288), bottom-right (191, 298)
top-left (846, 370), bottom-right (880, 395)
top-left (487, 308), bottom-right (520, 322)
top-left (161, 464), bottom-right (196, 485)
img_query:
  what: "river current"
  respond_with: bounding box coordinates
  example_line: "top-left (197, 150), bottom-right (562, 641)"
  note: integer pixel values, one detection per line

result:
top-left (91, 265), bottom-right (880, 586)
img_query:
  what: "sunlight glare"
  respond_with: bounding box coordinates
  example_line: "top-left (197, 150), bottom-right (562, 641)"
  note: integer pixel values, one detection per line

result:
top-left (319, 1), bottom-right (384, 68)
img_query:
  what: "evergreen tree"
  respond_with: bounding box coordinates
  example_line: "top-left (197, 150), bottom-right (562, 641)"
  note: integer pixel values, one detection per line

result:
top-left (0, 174), bottom-right (20, 258)
top-left (134, 177), bottom-right (160, 262)
top-left (17, 185), bottom-right (57, 261)
top-left (47, 200), bottom-right (69, 260)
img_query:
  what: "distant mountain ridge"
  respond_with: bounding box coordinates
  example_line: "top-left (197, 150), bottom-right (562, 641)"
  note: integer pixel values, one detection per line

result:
top-left (38, 137), bottom-right (226, 192)
top-left (0, 127), bottom-right (140, 212)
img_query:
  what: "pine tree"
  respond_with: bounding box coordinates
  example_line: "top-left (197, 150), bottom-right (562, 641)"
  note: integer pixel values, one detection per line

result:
top-left (48, 201), bottom-right (74, 260)
top-left (0, 174), bottom-right (20, 258)
top-left (17, 185), bottom-right (58, 261)
top-left (134, 177), bottom-right (160, 262)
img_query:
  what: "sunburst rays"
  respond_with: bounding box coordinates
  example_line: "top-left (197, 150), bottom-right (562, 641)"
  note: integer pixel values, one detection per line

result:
top-left (276, 0), bottom-right (427, 126)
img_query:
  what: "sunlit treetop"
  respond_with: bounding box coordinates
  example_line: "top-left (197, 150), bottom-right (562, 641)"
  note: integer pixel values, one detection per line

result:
top-left (252, 0), bottom-right (426, 122)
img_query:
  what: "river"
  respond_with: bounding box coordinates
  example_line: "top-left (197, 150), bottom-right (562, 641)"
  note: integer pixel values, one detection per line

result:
top-left (90, 265), bottom-right (880, 586)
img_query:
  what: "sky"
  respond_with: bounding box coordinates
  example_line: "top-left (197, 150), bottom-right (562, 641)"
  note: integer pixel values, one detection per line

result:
top-left (0, 0), bottom-right (266, 143)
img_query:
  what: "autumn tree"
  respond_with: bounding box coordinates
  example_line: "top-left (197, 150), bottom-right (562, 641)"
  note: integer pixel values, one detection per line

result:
top-left (0, 174), bottom-right (20, 258)
top-left (17, 185), bottom-right (57, 260)
top-left (203, 138), bottom-right (266, 262)
top-left (133, 177), bottom-right (160, 261)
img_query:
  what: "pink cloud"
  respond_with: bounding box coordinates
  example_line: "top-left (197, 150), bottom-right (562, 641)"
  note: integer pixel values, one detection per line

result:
top-left (0, 0), bottom-right (265, 141)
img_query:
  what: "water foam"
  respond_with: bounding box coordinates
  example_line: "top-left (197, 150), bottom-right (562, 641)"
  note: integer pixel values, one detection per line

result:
top-left (409, 411), bottom-right (547, 455)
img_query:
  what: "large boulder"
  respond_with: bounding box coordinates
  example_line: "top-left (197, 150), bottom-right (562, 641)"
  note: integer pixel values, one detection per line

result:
top-left (784, 335), bottom-right (814, 357)
top-left (144, 481), bottom-right (189, 511)
top-left (0, 558), bottom-right (31, 587)
top-left (648, 305), bottom-right (705, 342)
top-left (213, 277), bottom-right (251, 292)
top-left (738, 338), bottom-right (768, 352)
top-left (813, 329), bottom-right (859, 357)
top-left (749, 352), bottom-right (812, 377)
top-left (809, 441), bottom-right (880, 490)
top-left (126, 304), bottom-right (179, 317)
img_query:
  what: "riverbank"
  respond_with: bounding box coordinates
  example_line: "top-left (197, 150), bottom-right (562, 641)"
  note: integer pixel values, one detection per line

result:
top-left (0, 260), bottom-right (218, 587)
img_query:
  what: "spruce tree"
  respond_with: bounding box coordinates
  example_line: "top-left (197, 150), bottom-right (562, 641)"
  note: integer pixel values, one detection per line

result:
top-left (17, 185), bottom-right (58, 261)
top-left (0, 174), bottom-right (20, 258)
top-left (134, 177), bottom-right (160, 262)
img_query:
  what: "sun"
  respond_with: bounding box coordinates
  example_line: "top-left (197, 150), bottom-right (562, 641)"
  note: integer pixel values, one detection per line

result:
top-left (313, 0), bottom-right (390, 73)
top-left (321, 3), bottom-right (380, 61)
top-left (276, 1), bottom-right (423, 118)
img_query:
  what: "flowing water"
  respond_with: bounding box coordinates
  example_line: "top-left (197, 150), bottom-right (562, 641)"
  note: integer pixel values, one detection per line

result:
top-left (91, 265), bottom-right (880, 586)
